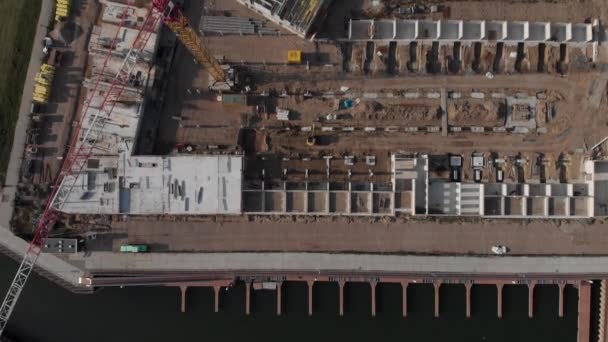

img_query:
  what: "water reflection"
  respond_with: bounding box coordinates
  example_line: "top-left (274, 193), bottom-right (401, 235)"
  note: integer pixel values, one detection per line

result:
top-left (0, 254), bottom-right (581, 342)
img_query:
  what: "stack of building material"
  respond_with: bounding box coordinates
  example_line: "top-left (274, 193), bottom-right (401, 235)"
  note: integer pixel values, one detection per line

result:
top-left (201, 16), bottom-right (278, 35)
top-left (276, 108), bottom-right (290, 120)
top-left (33, 64), bottom-right (55, 103)
top-left (55, 0), bottom-right (71, 21)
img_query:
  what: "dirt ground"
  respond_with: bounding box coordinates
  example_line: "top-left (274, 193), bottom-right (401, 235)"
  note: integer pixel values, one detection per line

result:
top-left (447, 99), bottom-right (504, 127)
top-left (36, 0), bottom-right (608, 259)
top-left (446, 0), bottom-right (608, 22)
top-left (110, 216), bottom-right (608, 256)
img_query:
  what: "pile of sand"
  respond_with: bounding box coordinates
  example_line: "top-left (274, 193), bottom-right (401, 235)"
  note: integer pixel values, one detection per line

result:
top-left (353, 101), bottom-right (440, 122)
top-left (448, 101), bottom-right (502, 125)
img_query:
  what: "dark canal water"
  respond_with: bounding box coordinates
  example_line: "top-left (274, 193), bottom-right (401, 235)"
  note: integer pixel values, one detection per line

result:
top-left (0, 253), bottom-right (589, 342)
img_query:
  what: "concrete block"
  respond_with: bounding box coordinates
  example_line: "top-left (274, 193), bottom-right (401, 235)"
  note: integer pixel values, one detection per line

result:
top-left (363, 93), bottom-right (378, 99)
top-left (426, 92), bottom-right (441, 99)
top-left (321, 126), bottom-right (334, 132)
top-left (449, 92), bottom-right (462, 99)
top-left (450, 126), bottom-right (462, 132)
top-left (493, 127), bottom-right (507, 132)
top-left (342, 127), bottom-right (355, 132)
top-left (385, 126), bottom-right (399, 132)
top-left (471, 126), bottom-right (485, 133)
top-left (471, 92), bottom-right (485, 99)
top-left (514, 127), bottom-right (530, 134)
top-left (427, 126), bottom-right (441, 132)
top-left (404, 92), bottom-right (420, 99)
top-left (364, 127), bottom-right (377, 132)
top-left (404, 127), bottom-right (419, 132)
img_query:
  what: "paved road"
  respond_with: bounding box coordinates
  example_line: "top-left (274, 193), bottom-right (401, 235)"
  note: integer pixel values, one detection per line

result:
top-left (74, 251), bottom-right (608, 276)
top-left (112, 218), bottom-right (608, 255)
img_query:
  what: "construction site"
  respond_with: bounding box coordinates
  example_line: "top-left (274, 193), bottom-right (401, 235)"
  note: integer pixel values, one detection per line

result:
top-left (1, 0), bottom-right (608, 328)
top-left (3, 0), bottom-right (608, 339)
top-left (14, 0), bottom-right (608, 224)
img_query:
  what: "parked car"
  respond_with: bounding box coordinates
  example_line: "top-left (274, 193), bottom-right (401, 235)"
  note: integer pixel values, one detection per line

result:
top-left (491, 245), bottom-right (508, 255)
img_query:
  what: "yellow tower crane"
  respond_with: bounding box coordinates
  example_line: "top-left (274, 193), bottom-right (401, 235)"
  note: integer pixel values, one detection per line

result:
top-left (157, 0), bottom-right (248, 91)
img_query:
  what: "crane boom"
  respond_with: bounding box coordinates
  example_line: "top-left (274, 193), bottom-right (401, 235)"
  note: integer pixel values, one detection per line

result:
top-left (0, 5), bottom-right (161, 335)
top-left (0, 0), bottom-right (237, 335)
top-left (156, 0), bottom-right (226, 82)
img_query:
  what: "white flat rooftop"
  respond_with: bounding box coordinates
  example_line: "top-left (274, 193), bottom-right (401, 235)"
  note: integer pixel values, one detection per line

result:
top-left (60, 155), bottom-right (243, 215)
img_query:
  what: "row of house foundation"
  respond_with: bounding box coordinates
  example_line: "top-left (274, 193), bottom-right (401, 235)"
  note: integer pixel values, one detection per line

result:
top-left (347, 19), bottom-right (596, 45)
top-left (242, 155), bottom-right (599, 218)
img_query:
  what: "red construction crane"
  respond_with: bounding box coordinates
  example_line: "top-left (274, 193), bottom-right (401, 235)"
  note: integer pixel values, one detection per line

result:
top-left (0, 0), bottom-right (240, 335)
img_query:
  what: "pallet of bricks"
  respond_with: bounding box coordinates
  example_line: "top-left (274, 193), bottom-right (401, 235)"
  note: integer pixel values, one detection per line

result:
top-left (33, 64), bottom-right (55, 103)
top-left (55, 0), bottom-right (71, 21)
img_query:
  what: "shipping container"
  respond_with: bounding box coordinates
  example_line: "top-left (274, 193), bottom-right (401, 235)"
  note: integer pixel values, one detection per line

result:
top-left (120, 244), bottom-right (149, 253)
top-left (221, 94), bottom-right (247, 105)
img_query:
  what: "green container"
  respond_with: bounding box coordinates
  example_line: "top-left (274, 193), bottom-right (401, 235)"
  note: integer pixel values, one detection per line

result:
top-left (120, 244), bottom-right (149, 253)
top-left (222, 94), bottom-right (247, 105)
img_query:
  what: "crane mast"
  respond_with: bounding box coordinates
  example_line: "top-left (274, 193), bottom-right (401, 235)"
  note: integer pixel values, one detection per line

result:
top-left (0, 0), bottom-right (244, 335)
top-left (0, 4), bottom-right (161, 336)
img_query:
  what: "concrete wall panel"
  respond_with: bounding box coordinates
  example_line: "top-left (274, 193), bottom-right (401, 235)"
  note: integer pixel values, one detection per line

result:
top-left (529, 22), bottom-right (550, 41)
top-left (462, 21), bottom-right (483, 40)
top-left (439, 20), bottom-right (462, 40)
top-left (506, 21), bottom-right (528, 41)
top-left (419, 20), bottom-right (439, 40)
top-left (486, 21), bottom-right (507, 40)
top-left (350, 19), bottom-right (372, 40)
top-left (374, 19), bottom-right (396, 39)
top-left (550, 23), bottom-right (572, 42)
top-left (395, 20), bottom-right (417, 40)
top-left (572, 23), bottom-right (592, 42)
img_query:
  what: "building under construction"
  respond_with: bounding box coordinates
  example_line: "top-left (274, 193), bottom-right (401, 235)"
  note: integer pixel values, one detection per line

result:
top-left (5, 1), bottom-right (608, 338)
top-left (235, 0), bottom-right (333, 38)
top-left (50, 0), bottom-right (608, 220)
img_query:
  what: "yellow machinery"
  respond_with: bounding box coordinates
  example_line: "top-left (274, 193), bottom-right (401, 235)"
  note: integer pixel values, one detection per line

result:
top-left (33, 64), bottom-right (55, 103)
top-left (287, 50), bottom-right (302, 64)
top-left (55, 0), bottom-right (71, 21)
top-left (306, 125), bottom-right (317, 146)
